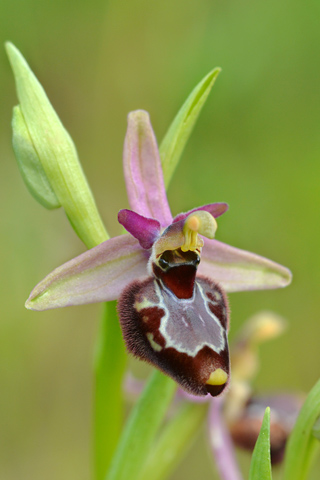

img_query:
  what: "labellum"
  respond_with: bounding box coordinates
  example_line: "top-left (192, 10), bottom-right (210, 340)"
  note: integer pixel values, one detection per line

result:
top-left (118, 210), bottom-right (230, 396)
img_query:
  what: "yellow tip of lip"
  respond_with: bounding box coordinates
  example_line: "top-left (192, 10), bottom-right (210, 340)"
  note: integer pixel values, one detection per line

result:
top-left (206, 368), bottom-right (228, 386)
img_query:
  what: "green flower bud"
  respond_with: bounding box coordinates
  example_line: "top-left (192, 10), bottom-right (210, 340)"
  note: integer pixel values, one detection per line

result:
top-left (6, 42), bottom-right (108, 248)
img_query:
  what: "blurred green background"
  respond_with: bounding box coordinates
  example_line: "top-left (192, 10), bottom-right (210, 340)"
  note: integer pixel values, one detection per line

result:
top-left (1, 0), bottom-right (319, 478)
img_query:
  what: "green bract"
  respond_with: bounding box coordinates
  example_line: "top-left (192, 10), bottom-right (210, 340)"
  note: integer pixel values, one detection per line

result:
top-left (6, 42), bottom-right (108, 249)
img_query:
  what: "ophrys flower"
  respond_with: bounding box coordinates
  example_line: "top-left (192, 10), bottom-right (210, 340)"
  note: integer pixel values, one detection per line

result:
top-left (26, 110), bottom-right (292, 396)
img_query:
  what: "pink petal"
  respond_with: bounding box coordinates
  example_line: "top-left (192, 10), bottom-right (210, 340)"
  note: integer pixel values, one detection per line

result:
top-left (198, 239), bottom-right (292, 292)
top-left (26, 235), bottom-right (149, 311)
top-left (118, 209), bottom-right (161, 249)
top-left (173, 203), bottom-right (229, 223)
top-left (123, 110), bottom-right (173, 227)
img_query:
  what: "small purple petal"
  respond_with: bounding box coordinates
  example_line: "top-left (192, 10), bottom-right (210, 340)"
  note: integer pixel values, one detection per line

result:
top-left (173, 203), bottom-right (229, 223)
top-left (208, 397), bottom-right (244, 480)
top-left (123, 110), bottom-right (173, 227)
top-left (198, 239), bottom-right (292, 292)
top-left (25, 235), bottom-right (149, 311)
top-left (118, 209), bottom-right (161, 249)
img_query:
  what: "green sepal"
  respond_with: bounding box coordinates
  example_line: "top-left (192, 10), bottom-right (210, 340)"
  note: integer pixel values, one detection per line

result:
top-left (12, 105), bottom-right (60, 210)
top-left (283, 378), bottom-right (320, 480)
top-left (6, 42), bottom-right (108, 249)
top-left (249, 407), bottom-right (272, 480)
top-left (160, 68), bottom-right (221, 188)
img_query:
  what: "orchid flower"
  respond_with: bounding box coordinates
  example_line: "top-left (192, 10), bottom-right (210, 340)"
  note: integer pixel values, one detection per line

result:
top-left (25, 110), bottom-right (292, 397)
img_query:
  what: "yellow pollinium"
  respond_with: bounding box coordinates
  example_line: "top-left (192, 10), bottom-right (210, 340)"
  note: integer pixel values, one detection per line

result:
top-left (206, 368), bottom-right (228, 386)
top-left (181, 211), bottom-right (217, 252)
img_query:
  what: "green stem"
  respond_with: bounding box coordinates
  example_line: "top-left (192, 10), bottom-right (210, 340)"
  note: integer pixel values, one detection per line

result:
top-left (140, 402), bottom-right (207, 480)
top-left (93, 301), bottom-right (126, 480)
top-left (105, 371), bottom-right (176, 480)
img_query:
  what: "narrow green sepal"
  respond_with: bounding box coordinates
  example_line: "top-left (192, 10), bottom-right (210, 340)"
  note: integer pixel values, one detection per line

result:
top-left (249, 407), bottom-right (272, 480)
top-left (12, 105), bottom-right (60, 210)
top-left (6, 42), bottom-right (108, 248)
top-left (283, 378), bottom-right (320, 480)
top-left (160, 68), bottom-right (221, 188)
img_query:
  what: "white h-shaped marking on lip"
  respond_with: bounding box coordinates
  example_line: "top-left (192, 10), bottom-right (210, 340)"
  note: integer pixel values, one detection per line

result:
top-left (154, 280), bottom-right (226, 357)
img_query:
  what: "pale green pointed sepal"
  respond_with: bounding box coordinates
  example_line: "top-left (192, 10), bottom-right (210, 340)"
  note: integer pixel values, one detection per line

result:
top-left (12, 105), bottom-right (60, 209)
top-left (160, 68), bottom-right (221, 187)
top-left (249, 407), bottom-right (272, 480)
top-left (6, 42), bottom-right (108, 248)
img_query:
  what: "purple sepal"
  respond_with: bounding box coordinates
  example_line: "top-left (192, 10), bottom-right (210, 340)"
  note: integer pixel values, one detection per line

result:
top-left (118, 209), bottom-right (161, 249)
top-left (199, 238), bottom-right (292, 292)
top-left (123, 111), bottom-right (173, 226)
top-left (173, 203), bottom-right (229, 223)
top-left (25, 234), bottom-right (149, 310)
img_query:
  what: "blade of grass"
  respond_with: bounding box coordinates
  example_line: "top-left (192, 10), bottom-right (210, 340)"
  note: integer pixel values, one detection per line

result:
top-left (249, 407), bottom-right (272, 480)
top-left (140, 402), bottom-right (207, 480)
top-left (283, 378), bottom-right (320, 480)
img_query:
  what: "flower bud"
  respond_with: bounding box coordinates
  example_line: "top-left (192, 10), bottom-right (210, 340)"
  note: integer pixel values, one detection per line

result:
top-left (6, 42), bottom-right (108, 249)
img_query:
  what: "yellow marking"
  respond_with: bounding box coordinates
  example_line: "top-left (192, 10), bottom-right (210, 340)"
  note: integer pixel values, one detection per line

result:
top-left (206, 368), bottom-right (228, 386)
top-left (134, 297), bottom-right (154, 312)
top-left (146, 333), bottom-right (162, 352)
top-left (215, 291), bottom-right (222, 302)
top-left (142, 315), bottom-right (149, 323)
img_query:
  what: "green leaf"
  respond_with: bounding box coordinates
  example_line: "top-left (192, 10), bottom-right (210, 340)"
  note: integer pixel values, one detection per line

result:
top-left (249, 407), bottom-right (272, 480)
top-left (140, 402), bottom-right (207, 480)
top-left (105, 371), bottom-right (176, 480)
top-left (6, 42), bottom-right (108, 248)
top-left (12, 105), bottom-right (60, 209)
top-left (93, 301), bottom-right (127, 480)
top-left (283, 378), bottom-right (320, 480)
top-left (160, 68), bottom-right (221, 188)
